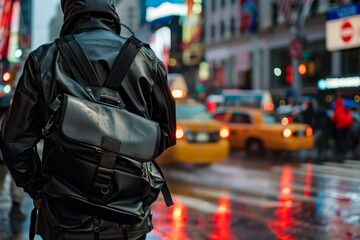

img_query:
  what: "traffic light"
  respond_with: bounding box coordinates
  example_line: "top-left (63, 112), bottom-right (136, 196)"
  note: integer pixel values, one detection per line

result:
top-left (285, 65), bottom-right (293, 84)
top-left (298, 61), bottom-right (315, 77)
top-left (298, 63), bottom-right (307, 75)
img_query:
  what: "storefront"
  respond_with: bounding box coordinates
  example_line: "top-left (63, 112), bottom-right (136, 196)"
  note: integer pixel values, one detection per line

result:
top-left (317, 75), bottom-right (360, 105)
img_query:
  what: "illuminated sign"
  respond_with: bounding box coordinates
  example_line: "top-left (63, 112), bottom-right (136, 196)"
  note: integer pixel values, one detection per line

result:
top-left (8, 0), bottom-right (20, 63)
top-left (150, 26), bottom-right (171, 68)
top-left (318, 76), bottom-right (360, 90)
top-left (326, 3), bottom-right (360, 51)
top-left (146, 0), bottom-right (183, 7)
top-left (182, 0), bottom-right (203, 65)
top-left (146, 0), bottom-right (186, 22)
top-left (240, 0), bottom-right (257, 33)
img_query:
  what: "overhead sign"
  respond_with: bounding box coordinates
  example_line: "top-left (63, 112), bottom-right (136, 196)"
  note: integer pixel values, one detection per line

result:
top-left (290, 38), bottom-right (302, 59)
top-left (145, 0), bottom-right (186, 23)
top-left (318, 76), bottom-right (360, 90)
top-left (326, 3), bottom-right (360, 51)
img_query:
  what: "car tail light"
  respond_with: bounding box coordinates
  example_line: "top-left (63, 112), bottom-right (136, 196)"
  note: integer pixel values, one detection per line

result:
top-left (281, 117), bottom-right (293, 125)
top-left (206, 101), bottom-right (217, 113)
top-left (281, 117), bottom-right (289, 125)
top-left (176, 126), bottom-right (185, 139)
top-left (263, 103), bottom-right (274, 111)
top-left (219, 126), bottom-right (230, 139)
top-left (282, 128), bottom-right (292, 138)
top-left (306, 127), bottom-right (313, 137)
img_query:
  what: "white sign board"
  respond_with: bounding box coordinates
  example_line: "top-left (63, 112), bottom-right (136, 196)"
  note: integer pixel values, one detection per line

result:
top-left (326, 4), bottom-right (360, 51)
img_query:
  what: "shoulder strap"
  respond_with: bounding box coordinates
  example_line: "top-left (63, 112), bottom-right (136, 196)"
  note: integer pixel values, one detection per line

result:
top-left (55, 35), bottom-right (101, 87)
top-left (104, 35), bottom-right (143, 89)
top-left (55, 34), bottom-right (143, 90)
top-left (152, 160), bottom-right (173, 207)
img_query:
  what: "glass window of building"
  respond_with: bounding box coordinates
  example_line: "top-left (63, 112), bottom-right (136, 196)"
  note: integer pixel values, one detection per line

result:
top-left (341, 48), bottom-right (360, 75)
top-left (220, 21), bottom-right (225, 37)
top-left (221, 0), bottom-right (225, 8)
top-left (230, 17), bottom-right (235, 36)
top-left (211, 0), bottom-right (216, 12)
top-left (272, 2), bottom-right (278, 25)
top-left (211, 24), bottom-right (216, 40)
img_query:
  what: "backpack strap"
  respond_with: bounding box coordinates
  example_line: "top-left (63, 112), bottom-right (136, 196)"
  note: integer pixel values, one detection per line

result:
top-left (55, 35), bottom-right (101, 87)
top-left (29, 207), bottom-right (38, 240)
top-left (152, 161), bottom-right (173, 207)
top-left (103, 35), bottom-right (143, 89)
top-left (93, 137), bottom-right (121, 194)
top-left (55, 34), bottom-right (143, 90)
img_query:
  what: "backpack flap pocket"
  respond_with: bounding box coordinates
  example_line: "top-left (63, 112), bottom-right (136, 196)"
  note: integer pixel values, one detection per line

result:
top-left (59, 94), bottom-right (160, 160)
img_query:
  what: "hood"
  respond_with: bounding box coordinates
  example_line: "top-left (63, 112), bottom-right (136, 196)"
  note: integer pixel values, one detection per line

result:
top-left (60, 0), bottom-right (121, 36)
top-left (335, 97), bottom-right (344, 107)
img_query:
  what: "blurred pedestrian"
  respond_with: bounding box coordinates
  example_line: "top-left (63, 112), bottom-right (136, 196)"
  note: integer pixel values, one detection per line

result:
top-left (313, 107), bottom-right (331, 161)
top-left (0, 108), bottom-right (26, 221)
top-left (331, 97), bottom-right (353, 161)
top-left (348, 108), bottom-right (360, 158)
top-left (301, 101), bottom-right (316, 128)
top-left (0, 152), bottom-right (26, 221)
top-left (301, 101), bottom-right (332, 162)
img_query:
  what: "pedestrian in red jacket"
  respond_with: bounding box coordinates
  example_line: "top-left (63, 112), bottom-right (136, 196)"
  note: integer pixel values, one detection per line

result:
top-left (331, 97), bottom-right (353, 161)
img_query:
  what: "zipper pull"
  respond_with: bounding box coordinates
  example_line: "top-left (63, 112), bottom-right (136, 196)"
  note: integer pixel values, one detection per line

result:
top-left (42, 115), bottom-right (54, 137)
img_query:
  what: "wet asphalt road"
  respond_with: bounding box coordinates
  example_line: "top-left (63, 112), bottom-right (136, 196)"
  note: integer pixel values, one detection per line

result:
top-left (0, 149), bottom-right (359, 240)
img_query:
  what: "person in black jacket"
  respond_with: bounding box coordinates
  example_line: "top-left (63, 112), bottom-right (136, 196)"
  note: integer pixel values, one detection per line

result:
top-left (0, 0), bottom-right (176, 239)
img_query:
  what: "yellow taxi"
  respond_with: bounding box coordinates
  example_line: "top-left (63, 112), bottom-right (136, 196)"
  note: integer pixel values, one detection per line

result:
top-left (212, 107), bottom-right (314, 155)
top-left (156, 98), bottom-right (230, 165)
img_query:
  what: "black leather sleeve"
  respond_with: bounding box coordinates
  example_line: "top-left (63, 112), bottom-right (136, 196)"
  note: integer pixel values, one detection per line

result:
top-left (152, 61), bottom-right (176, 154)
top-left (0, 53), bottom-right (44, 200)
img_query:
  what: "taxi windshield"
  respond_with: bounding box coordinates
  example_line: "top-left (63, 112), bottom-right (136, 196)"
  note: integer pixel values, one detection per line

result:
top-left (176, 104), bottom-right (212, 120)
top-left (224, 94), bottom-right (262, 108)
top-left (262, 113), bottom-right (282, 124)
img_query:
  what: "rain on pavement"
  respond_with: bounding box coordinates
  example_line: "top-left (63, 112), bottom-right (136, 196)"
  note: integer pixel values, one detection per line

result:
top-left (0, 149), bottom-right (359, 240)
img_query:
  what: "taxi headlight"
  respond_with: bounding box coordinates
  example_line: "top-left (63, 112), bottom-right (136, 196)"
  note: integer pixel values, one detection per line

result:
top-left (219, 126), bottom-right (230, 139)
top-left (282, 128), bottom-right (292, 138)
top-left (176, 126), bottom-right (185, 139)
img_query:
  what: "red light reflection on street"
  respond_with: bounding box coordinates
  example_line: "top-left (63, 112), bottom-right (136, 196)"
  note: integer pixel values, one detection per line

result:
top-left (268, 165), bottom-right (295, 240)
top-left (210, 196), bottom-right (235, 240)
top-left (172, 203), bottom-right (186, 221)
top-left (303, 163), bottom-right (312, 198)
top-left (151, 200), bottom-right (189, 240)
top-left (170, 202), bottom-right (188, 240)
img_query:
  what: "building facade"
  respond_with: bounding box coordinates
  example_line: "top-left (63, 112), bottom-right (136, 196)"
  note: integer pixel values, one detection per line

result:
top-left (204, 0), bottom-right (360, 102)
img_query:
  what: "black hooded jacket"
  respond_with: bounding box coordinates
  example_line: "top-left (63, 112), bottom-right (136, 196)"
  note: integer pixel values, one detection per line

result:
top-left (0, 0), bottom-right (176, 239)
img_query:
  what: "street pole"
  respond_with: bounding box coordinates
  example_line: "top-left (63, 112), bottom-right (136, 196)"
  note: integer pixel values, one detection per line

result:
top-left (292, 55), bottom-right (301, 98)
top-left (290, 0), bottom-right (313, 99)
